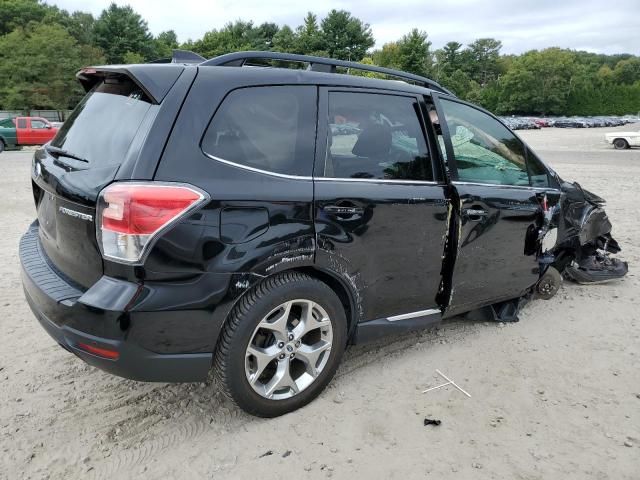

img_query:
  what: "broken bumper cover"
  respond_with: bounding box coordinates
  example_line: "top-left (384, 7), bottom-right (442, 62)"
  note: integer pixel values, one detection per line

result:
top-left (564, 255), bottom-right (629, 284)
top-left (555, 182), bottom-right (629, 283)
top-left (19, 225), bottom-right (212, 382)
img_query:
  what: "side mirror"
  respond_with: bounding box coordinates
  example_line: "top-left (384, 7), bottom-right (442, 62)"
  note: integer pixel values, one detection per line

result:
top-left (46, 124), bottom-right (52, 129)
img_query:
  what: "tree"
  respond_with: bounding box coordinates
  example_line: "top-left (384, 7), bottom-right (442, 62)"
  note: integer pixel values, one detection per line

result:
top-left (397, 29), bottom-right (432, 77)
top-left (0, 0), bottom-right (48, 35)
top-left (92, 3), bottom-right (154, 63)
top-left (464, 38), bottom-right (503, 85)
top-left (295, 12), bottom-right (325, 55)
top-left (497, 48), bottom-right (578, 114)
top-left (612, 58), bottom-right (640, 85)
top-left (372, 42), bottom-right (401, 70)
top-left (63, 11), bottom-right (95, 45)
top-left (272, 25), bottom-right (297, 53)
top-left (255, 22), bottom-right (279, 49)
top-left (434, 41), bottom-right (463, 77)
top-left (320, 10), bottom-right (374, 61)
top-left (0, 22), bottom-right (103, 109)
top-left (154, 29), bottom-right (179, 58)
top-left (192, 21), bottom-right (270, 58)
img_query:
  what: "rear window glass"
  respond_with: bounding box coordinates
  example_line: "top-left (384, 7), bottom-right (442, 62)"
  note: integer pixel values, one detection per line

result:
top-left (50, 76), bottom-right (155, 167)
top-left (201, 86), bottom-right (317, 176)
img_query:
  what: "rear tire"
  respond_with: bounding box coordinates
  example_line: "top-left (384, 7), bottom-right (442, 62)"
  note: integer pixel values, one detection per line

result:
top-left (613, 138), bottom-right (629, 150)
top-left (0, 140), bottom-right (5, 154)
top-left (213, 272), bottom-right (347, 417)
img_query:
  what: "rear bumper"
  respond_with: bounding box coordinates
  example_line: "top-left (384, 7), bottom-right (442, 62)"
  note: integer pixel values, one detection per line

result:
top-left (20, 222), bottom-right (212, 382)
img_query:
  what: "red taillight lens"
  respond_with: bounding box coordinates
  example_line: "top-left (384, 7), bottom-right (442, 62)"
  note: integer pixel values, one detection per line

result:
top-left (78, 342), bottom-right (120, 360)
top-left (97, 183), bottom-right (207, 264)
top-left (102, 184), bottom-right (203, 235)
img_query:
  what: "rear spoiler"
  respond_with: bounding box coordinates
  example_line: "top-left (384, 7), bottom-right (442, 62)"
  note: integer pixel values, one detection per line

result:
top-left (76, 64), bottom-right (186, 104)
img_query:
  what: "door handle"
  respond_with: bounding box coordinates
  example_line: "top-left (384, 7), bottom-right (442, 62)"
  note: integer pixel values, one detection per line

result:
top-left (323, 205), bottom-right (364, 216)
top-left (463, 207), bottom-right (488, 220)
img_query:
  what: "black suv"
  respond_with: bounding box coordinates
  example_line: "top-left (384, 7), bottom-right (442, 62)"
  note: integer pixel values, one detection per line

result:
top-left (20, 51), bottom-right (627, 417)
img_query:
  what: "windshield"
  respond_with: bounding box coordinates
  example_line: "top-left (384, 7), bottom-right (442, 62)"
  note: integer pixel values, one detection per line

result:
top-left (51, 75), bottom-right (154, 167)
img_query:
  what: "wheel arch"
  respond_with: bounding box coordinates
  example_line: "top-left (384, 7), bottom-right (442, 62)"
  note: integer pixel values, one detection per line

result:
top-left (213, 265), bottom-right (360, 355)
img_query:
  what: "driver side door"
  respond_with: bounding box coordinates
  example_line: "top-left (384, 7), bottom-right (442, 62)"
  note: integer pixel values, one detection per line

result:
top-left (432, 95), bottom-right (561, 316)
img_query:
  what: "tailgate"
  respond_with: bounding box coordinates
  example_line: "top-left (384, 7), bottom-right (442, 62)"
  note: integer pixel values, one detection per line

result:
top-left (31, 72), bottom-right (159, 288)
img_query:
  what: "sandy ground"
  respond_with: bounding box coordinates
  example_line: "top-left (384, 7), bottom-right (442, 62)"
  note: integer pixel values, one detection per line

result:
top-left (1, 125), bottom-right (639, 480)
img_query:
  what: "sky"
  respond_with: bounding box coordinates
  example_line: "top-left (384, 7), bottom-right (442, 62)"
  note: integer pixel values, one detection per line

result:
top-left (53, 0), bottom-right (640, 55)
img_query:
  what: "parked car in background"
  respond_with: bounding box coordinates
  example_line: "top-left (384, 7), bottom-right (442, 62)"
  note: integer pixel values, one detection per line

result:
top-left (0, 116), bottom-right (59, 153)
top-left (605, 129), bottom-right (640, 149)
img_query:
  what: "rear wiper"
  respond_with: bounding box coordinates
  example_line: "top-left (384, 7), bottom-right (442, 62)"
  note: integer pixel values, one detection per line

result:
top-left (45, 145), bottom-right (89, 163)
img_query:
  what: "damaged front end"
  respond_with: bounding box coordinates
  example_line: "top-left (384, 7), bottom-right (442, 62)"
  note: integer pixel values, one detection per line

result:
top-left (543, 181), bottom-right (628, 285)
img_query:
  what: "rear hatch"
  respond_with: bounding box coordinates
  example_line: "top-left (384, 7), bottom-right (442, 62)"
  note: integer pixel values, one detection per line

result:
top-left (32, 74), bottom-right (159, 288)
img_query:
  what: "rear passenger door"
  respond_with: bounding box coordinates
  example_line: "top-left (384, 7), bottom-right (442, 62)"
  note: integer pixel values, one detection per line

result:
top-left (314, 88), bottom-right (450, 323)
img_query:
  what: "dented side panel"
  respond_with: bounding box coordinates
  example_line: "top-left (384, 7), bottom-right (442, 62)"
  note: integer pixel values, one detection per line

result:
top-left (314, 180), bottom-right (449, 323)
top-left (444, 183), bottom-right (561, 316)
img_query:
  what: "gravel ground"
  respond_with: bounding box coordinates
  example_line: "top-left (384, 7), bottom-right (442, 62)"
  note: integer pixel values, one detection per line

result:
top-left (1, 125), bottom-right (639, 479)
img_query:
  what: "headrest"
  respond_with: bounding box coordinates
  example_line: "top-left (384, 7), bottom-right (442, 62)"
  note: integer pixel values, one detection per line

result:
top-left (352, 124), bottom-right (392, 157)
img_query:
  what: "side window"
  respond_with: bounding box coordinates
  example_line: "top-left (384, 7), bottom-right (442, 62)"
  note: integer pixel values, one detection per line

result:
top-left (439, 99), bottom-right (529, 186)
top-left (527, 150), bottom-right (551, 188)
top-left (17, 118), bottom-right (27, 129)
top-left (325, 92), bottom-right (433, 181)
top-left (31, 120), bottom-right (47, 129)
top-left (202, 86), bottom-right (316, 176)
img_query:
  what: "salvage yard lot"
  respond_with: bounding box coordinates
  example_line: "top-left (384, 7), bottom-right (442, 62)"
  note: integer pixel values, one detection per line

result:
top-left (1, 125), bottom-right (639, 479)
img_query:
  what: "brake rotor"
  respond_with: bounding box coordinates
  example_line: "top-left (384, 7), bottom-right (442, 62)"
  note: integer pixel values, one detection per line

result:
top-left (536, 266), bottom-right (562, 300)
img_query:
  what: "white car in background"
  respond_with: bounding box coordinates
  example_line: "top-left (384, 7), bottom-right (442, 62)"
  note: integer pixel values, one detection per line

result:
top-left (605, 130), bottom-right (640, 149)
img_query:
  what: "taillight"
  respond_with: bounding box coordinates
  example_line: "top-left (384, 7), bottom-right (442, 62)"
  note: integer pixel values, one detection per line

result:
top-left (97, 182), bottom-right (208, 264)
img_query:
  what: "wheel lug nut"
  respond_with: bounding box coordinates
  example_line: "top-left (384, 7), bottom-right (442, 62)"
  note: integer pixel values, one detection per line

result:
top-left (295, 341), bottom-right (301, 348)
top-left (288, 333), bottom-right (294, 341)
top-left (279, 353), bottom-right (285, 360)
top-left (290, 353), bottom-right (295, 358)
top-left (278, 342), bottom-right (284, 348)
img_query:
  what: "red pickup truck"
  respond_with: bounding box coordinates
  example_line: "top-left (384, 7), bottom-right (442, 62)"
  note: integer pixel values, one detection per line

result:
top-left (0, 116), bottom-right (59, 153)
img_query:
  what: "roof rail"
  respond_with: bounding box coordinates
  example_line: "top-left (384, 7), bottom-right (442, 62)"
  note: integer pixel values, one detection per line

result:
top-left (200, 51), bottom-right (454, 95)
top-left (149, 49), bottom-right (206, 65)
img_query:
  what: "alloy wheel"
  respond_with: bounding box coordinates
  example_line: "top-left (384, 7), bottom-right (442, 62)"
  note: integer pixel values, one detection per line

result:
top-left (244, 299), bottom-right (333, 400)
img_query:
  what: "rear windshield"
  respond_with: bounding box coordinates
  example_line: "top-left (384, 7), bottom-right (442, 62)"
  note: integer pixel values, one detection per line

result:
top-left (51, 75), bottom-right (155, 166)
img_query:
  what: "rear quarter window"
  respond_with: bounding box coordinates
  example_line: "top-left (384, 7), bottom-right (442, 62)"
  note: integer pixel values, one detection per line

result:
top-left (201, 86), bottom-right (317, 176)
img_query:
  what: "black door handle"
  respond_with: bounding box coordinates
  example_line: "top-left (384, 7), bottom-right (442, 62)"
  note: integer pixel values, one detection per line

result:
top-left (323, 205), bottom-right (364, 216)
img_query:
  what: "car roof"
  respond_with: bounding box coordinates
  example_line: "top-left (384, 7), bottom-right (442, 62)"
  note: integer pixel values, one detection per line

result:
top-left (196, 65), bottom-right (445, 97)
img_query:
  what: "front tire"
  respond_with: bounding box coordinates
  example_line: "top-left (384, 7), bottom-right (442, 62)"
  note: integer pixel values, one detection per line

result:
top-left (0, 140), bottom-right (5, 154)
top-left (214, 272), bottom-right (347, 417)
top-left (613, 138), bottom-right (629, 150)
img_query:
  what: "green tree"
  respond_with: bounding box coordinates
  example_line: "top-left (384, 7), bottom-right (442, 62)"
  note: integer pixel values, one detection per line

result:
top-left (434, 41), bottom-right (463, 77)
top-left (295, 12), bottom-right (325, 55)
top-left (320, 10), bottom-right (374, 61)
top-left (612, 58), bottom-right (640, 85)
top-left (92, 3), bottom-right (154, 63)
top-left (372, 42), bottom-right (401, 70)
top-left (397, 29), bottom-right (432, 77)
top-left (497, 48), bottom-right (578, 114)
top-left (272, 25), bottom-right (297, 53)
top-left (154, 29), bottom-right (179, 58)
top-left (0, 22), bottom-right (103, 109)
top-left (0, 0), bottom-right (48, 35)
top-left (63, 11), bottom-right (95, 45)
top-left (192, 21), bottom-right (267, 58)
top-left (464, 38), bottom-right (503, 85)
